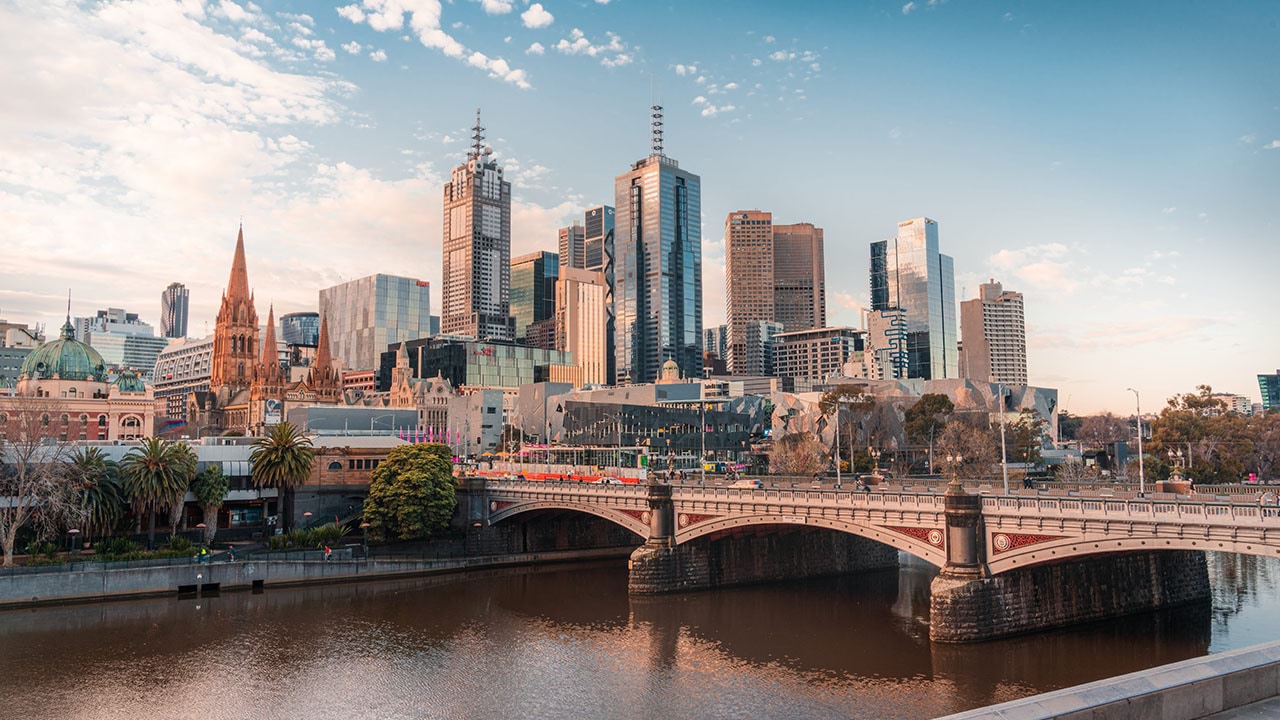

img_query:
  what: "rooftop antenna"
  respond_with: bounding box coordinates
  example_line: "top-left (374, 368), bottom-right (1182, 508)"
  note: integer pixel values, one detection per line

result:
top-left (470, 108), bottom-right (485, 162)
top-left (650, 74), bottom-right (664, 157)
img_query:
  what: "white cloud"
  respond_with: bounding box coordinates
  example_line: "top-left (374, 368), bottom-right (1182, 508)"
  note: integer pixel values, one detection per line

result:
top-left (1265, 140), bottom-right (1280, 150)
top-left (722, 82), bottom-right (738, 91)
top-left (751, 58), bottom-right (761, 67)
top-left (1239, 133), bottom-right (1256, 144)
top-left (521, 3), bottom-right (554, 29)
top-left (338, 0), bottom-right (531, 89)
top-left (902, 2), bottom-right (916, 14)
top-left (526, 42), bottom-right (545, 55)
top-left (553, 28), bottom-right (630, 67)
top-left (770, 50), bottom-right (795, 61)
top-left (674, 63), bottom-right (697, 76)
top-left (369, 49), bottom-right (387, 62)
top-left (477, 0), bottom-right (514, 14)
top-left (215, 0), bottom-right (252, 23)
top-left (693, 96), bottom-right (735, 117)
top-left (764, 35), bottom-right (775, 44)
top-left (341, 41), bottom-right (362, 54)
top-left (1162, 206), bottom-right (1177, 214)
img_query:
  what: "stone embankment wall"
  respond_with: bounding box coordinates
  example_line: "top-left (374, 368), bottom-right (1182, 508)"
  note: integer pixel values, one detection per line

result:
top-left (930, 550), bottom-right (1210, 643)
top-left (630, 528), bottom-right (901, 594)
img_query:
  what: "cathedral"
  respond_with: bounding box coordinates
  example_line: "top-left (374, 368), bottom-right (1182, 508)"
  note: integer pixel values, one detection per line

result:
top-left (189, 227), bottom-right (343, 436)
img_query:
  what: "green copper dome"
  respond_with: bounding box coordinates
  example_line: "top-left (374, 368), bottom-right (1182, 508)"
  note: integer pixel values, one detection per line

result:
top-left (19, 320), bottom-right (108, 382)
top-left (114, 369), bottom-right (146, 393)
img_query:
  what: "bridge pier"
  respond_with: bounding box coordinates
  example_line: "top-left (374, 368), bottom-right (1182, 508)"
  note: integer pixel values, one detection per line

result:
top-left (928, 482), bottom-right (1211, 643)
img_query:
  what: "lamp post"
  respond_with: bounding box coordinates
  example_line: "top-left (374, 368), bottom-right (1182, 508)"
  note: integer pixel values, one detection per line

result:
top-left (1168, 448), bottom-right (1185, 482)
top-left (67, 528), bottom-right (80, 555)
top-left (946, 454), bottom-right (964, 491)
top-left (996, 381), bottom-right (1009, 495)
top-left (1127, 387), bottom-right (1145, 496)
top-left (360, 521), bottom-right (371, 558)
top-left (302, 510), bottom-right (313, 530)
top-left (370, 413), bottom-right (395, 435)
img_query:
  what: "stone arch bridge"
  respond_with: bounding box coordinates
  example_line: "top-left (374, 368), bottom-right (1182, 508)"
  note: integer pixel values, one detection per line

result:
top-left (469, 479), bottom-right (1280, 641)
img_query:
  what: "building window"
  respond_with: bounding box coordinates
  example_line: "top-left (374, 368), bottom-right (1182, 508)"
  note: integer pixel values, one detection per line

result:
top-left (328, 461), bottom-right (342, 471)
top-left (98, 415), bottom-right (108, 427)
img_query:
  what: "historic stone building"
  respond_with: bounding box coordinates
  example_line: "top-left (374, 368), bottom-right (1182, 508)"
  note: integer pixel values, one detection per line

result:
top-left (386, 342), bottom-right (454, 434)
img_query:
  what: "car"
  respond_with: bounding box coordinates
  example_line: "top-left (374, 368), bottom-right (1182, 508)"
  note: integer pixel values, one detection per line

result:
top-left (593, 477), bottom-right (622, 485)
top-left (729, 479), bottom-right (765, 489)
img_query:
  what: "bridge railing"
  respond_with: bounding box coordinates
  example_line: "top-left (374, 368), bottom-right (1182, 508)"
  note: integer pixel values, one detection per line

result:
top-left (980, 494), bottom-right (1280, 524)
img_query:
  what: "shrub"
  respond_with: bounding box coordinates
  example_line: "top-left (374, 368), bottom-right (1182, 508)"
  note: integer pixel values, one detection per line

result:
top-left (24, 541), bottom-right (60, 559)
top-left (165, 536), bottom-right (194, 553)
top-left (309, 523), bottom-right (345, 545)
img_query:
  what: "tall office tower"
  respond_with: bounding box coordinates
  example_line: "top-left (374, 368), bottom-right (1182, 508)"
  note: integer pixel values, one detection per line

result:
top-left (703, 324), bottom-right (728, 360)
top-left (442, 110), bottom-right (515, 342)
top-left (614, 105), bottom-right (702, 384)
top-left (318, 274), bottom-right (432, 371)
top-left (959, 279), bottom-right (1027, 385)
top-left (773, 223), bottom-right (826, 332)
top-left (584, 205), bottom-right (615, 383)
top-left (1259, 371), bottom-right (1280, 412)
top-left (511, 251), bottom-right (559, 341)
top-left (558, 223), bottom-right (586, 270)
top-left (556, 267), bottom-right (608, 386)
top-left (160, 282), bottom-right (189, 339)
top-left (869, 217), bottom-right (957, 380)
top-left (724, 210), bottom-right (775, 375)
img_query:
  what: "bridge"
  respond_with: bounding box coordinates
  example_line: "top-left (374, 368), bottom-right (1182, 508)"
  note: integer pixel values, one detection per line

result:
top-left (466, 478), bottom-right (1280, 642)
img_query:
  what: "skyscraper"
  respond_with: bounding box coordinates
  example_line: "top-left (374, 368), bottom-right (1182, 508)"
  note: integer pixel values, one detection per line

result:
top-left (558, 223), bottom-right (586, 270)
top-left (725, 210), bottom-right (774, 375)
top-left (584, 205), bottom-right (616, 383)
top-left (614, 106), bottom-right (702, 384)
top-left (318, 274), bottom-right (433, 371)
top-left (869, 217), bottom-right (957, 380)
top-left (442, 110), bottom-right (515, 342)
top-left (1260, 371), bottom-right (1280, 412)
top-left (510, 251), bottom-right (559, 341)
top-left (773, 223), bottom-right (826, 332)
top-left (959, 279), bottom-right (1028, 385)
top-left (160, 282), bottom-right (189, 339)
top-left (556, 267), bottom-right (608, 386)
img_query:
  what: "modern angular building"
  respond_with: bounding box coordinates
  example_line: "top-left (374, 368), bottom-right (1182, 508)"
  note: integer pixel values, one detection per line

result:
top-left (160, 282), bottom-right (189, 339)
top-left (773, 222), bottom-right (826, 332)
top-left (959, 279), bottom-right (1027, 385)
top-left (318, 274), bottom-right (433, 372)
top-left (556, 267), bottom-right (609, 386)
top-left (280, 311), bottom-right (320, 348)
top-left (870, 217), bottom-right (958, 380)
top-left (442, 111), bottom-right (515, 342)
top-left (558, 223), bottom-right (586, 271)
top-left (510, 251), bottom-right (559, 342)
top-left (584, 204), bottom-right (616, 383)
top-left (614, 106), bottom-right (702, 384)
top-left (377, 337), bottom-right (573, 392)
top-left (1261, 371), bottom-right (1280, 412)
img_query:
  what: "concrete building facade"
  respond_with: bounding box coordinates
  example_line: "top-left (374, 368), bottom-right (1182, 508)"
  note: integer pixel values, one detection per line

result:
top-left (773, 326), bottom-right (863, 392)
top-left (959, 279), bottom-right (1028, 385)
top-left (556, 267), bottom-right (608, 386)
top-left (772, 222), bottom-right (826, 332)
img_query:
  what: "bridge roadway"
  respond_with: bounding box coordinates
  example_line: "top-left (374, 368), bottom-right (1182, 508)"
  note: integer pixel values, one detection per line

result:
top-left (478, 478), bottom-right (1280, 576)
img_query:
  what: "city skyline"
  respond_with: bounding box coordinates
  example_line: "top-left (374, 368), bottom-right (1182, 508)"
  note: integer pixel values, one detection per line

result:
top-left (2, 1), bottom-right (1278, 412)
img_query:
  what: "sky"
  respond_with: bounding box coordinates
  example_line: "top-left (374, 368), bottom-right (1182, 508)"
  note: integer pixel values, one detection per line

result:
top-left (1, 0), bottom-right (1278, 415)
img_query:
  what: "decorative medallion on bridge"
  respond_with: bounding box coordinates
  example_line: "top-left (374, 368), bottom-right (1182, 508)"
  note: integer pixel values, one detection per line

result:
top-left (991, 532), bottom-right (1064, 555)
top-left (883, 525), bottom-right (945, 548)
top-left (678, 513), bottom-right (720, 529)
top-left (619, 509), bottom-right (651, 524)
top-left (489, 501), bottom-right (515, 512)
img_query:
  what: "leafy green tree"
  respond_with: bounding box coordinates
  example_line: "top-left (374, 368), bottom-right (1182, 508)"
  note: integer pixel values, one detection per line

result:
top-left (904, 393), bottom-right (954, 446)
top-left (70, 447), bottom-right (125, 538)
top-left (121, 438), bottom-right (196, 548)
top-left (1002, 409), bottom-right (1048, 465)
top-left (819, 385), bottom-right (878, 465)
top-left (1058, 412), bottom-right (1083, 442)
top-left (191, 465), bottom-right (229, 544)
top-left (363, 443), bottom-right (457, 543)
top-left (251, 422), bottom-right (314, 530)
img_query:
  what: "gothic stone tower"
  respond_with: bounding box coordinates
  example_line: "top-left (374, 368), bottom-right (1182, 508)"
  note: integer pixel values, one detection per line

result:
top-left (250, 304), bottom-right (286, 432)
top-left (210, 226), bottom-right (260, 394)
top-left (303, 311), bottom-right (343, 403)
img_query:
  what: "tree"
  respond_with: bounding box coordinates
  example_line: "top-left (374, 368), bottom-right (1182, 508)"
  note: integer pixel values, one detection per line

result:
top-left (1058, 413), bottom-right (1083, 442)
top-left (166, 443), bottom-right (198, 537)
top-left (363, 443), bottom-right (457, 543)
top-left (250, 422), bottom-right (314, 530)
top-left (191, 465), bottom-right (229, 544)
top-left (905, 393), bottom-right (954, 446)
top-left (1004, 409), bottom-right (1048, 465)
top-left (121, 437), bottom-right (195, 549)
top-left (1077, 413), bottom-right (1130, 449)
top-left (769, 432), bottom-right (827, 476)
top-left (0, 398), bottom-right (80, 566)
top-left (70, 447), bottom-right (125, 538)
top-left (1055, 457), bottom-right (1098, 482)
top-left (819, 385), bottom-right (878, 464)
top-left (936, 419), bottom-right (997, 479)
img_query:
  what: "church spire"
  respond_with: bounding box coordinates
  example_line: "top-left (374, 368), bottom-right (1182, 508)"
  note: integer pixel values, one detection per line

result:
top-left (260, 305), bottom-right (277, 365)
top-left (227, 224), bottom-right (251, 302)
top-left (314, 311), bottom-right (333, 373)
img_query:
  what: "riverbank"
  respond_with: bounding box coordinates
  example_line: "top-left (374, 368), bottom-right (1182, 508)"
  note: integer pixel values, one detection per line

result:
top-left (0, 546), bottom-right (634, 609)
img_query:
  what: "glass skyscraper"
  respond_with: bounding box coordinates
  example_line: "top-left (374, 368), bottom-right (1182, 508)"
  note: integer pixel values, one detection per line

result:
top-left (1260, 371), bottom-right (1280, 412)
top-left (160, 282), bottom-right (189, 339)
top-left (614, 110), bottom-right (702, 384)
top-left (318, 274), bottom-right (432, 371)
top-left (584, 205), bottom-right (616, 383)
top-left (510, 251), bottom-right (558, 341)
top-left (869, 217), bottom-right (957, 380)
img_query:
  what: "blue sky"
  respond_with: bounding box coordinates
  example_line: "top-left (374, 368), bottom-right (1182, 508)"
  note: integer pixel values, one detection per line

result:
top-left (1, 0), bottom-right (1277, 413)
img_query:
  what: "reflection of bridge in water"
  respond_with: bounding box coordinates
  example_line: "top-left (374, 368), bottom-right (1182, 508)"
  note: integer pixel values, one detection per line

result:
top-left (468, 479), bottom-right (1280, 641)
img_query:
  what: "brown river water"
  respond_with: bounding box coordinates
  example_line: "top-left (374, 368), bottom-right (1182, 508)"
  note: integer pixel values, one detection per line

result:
top-left (0, 553), bottom-right (1277, 720)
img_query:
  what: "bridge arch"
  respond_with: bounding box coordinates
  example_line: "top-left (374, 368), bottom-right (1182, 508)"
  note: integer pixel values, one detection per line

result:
top-left (488, 500), bottom-right (649, 539)
top-left (986, 534), bottom-right (1280, 575)
top-left (674, 514), bottom-right (946, 568)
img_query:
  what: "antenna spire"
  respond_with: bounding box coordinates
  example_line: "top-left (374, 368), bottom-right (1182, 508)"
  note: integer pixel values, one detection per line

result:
top-left (470, 108), bottom-right (485, 161)
top-left (650, 103), bottom-right (664, 157)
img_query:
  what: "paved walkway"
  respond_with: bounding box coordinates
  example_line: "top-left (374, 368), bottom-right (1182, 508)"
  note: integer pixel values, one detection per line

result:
top-left (1207, 696), bottom-right (1280, 718)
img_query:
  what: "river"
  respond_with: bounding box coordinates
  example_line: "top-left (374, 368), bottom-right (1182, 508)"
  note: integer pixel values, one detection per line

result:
top-left (1, 552), bottom-right (1278, 720)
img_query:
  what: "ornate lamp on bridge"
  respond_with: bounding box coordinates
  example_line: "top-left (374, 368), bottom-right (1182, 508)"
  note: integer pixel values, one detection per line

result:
top-left (945, 454), bottom-right (965, 493)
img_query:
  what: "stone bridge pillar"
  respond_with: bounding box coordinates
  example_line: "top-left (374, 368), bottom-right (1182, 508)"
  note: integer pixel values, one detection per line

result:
top-left (942, 483), bottom-right (985, 574)
top-left (466, 477), bottom-right (489, 528)
top-left (645, 482), bottom-right (675, 548)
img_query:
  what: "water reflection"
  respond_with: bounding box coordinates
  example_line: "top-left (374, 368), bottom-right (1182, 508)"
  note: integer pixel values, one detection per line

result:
top-left (0, 553), bottom-right (1274, 720)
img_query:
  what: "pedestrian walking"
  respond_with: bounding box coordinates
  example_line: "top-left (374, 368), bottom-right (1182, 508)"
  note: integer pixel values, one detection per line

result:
top-left (227, 545), bottom-right (236, 562)
top-left (324, 545), bottom-right (332, 561)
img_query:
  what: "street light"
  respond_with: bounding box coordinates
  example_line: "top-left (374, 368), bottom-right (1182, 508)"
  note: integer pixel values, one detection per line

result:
top-left (995, 381), bottom-right (1009, 495)
top-left (360, 521), bottom-right (371, 558)
top-left (370, 413), bottom-right (395, 434)
top-left (946, 454), bottom-right (964, 491)
top-left (67, 528), bottom-right (80, 555)
top-left (1127, 388), bottom-right (1145, 496)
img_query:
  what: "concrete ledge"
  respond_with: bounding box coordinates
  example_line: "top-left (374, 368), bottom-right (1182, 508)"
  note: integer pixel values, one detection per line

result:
top-left (936, 640), bottom-right (1280, 720)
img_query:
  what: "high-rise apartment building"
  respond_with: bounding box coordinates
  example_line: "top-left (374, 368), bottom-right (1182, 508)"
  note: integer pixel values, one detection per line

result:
top-left (870, 217), bottom-right (958, 380)
top-left (160, 282), bottom-right (189, 339)
top-left (704, 324), bottom-right (728, 361)
top-left (773, 223), bottom-right (826, 332)
top-left (556, 267), bottom-right (608, 386)
top-left (725, 210), bottom-right (774, 375)
top-left (773, 326), bottom-right (863, 392)
top-left (75, 307), bottom-right (168, 378)
top-left (558, 223), bottom-right (586, 270)
top-left (511, 251), bottom-right (559, 341)
top-left (318, 274), bottom-right (432, 371)
top-left (442, 111), bottom-right (515, 342)
top-left (1260, 371), bottom-right (1280, 412)
top-left (863, 308), bottom-right (908, 380)
top-left (584, 205), bottom-right (616, 383)
top-left (959, 279), bottom-right (1027, 385)
top-left (615, 106), bottom-right (702, 384)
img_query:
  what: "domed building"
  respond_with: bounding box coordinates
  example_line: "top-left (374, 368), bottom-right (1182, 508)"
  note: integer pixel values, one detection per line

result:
top-left (1, 317), bottom-right (155, 442)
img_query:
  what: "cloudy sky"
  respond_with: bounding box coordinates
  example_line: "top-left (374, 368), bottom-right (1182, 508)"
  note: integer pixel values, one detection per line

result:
top-left (2, 0), bottom-right (1278, 414)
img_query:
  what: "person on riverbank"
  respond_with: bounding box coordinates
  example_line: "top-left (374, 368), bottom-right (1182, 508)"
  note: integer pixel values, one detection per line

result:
top-left (227, 545), bottom-right (236, 562)
top-left (198, 546), bottom-right (209, 564)
top-left (324, 545), bottom-right (332, 561)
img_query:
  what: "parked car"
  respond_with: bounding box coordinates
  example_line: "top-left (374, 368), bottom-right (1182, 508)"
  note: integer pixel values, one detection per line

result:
top-left (729, 479), bottom-right (765, 489)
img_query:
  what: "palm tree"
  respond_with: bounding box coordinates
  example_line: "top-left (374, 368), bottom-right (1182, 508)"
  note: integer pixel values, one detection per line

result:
top-left (165, 443), bottom-right (198, 537)
top-left (121, 438), bottom-right (195, 548)
top-left (70, 447), bottom-right (125, 539)
top-left (191, 465), bottom-right (229, 544)
top-left (251, 423), bottom-right (314, 531)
